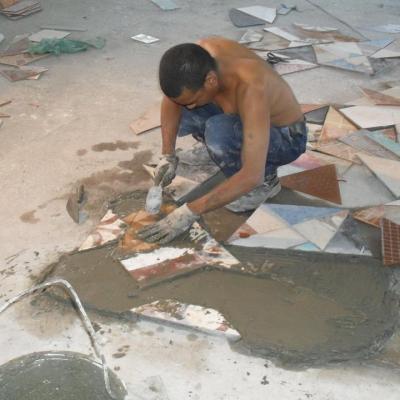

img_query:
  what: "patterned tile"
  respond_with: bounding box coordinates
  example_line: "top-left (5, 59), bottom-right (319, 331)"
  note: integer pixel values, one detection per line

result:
top-left (381, 218), bottom-right (400, 266)
top-left (280, 164), bottom-right (342, 204)
top-left (360, 87), bottom-right (400, 106)
top-left (353, 206), bottom-right (384, 228)
top-left (339, 130), bottom-right (398, 160)
top-left (358, 153), bottom-right (400, 197)
top-left (292, 210), bottom-right (348, 250)
top-left (79, 210), bottom-right (126, 251)
top-left (340, 106), bottom-right (400, 129)
top-left (131, 300), bottom-right (241, 340)
top-left (365, 131), bottom-right (400, 158)
top-left (274, 59), bottom-right (318, 75)
top-left (318, 107), bottom-right (358, 144)
top-left (315, 141), bottom-right (362, 164)
top-left (358, 38), bottom-right (394, 57)
top-left (313, 42), bottom-right (374, 74)
top-left (129, 100), bottom-right (161, 135)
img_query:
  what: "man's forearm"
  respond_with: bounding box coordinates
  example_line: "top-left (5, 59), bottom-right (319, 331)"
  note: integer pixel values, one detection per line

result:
top-left (160, 96), bottom-right (182, 155)
top-left (188, 169), bottom-right (260, 215)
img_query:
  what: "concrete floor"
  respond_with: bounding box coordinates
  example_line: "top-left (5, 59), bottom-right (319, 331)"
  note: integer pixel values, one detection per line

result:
top-left (1, 0), bottom-right (400, 398)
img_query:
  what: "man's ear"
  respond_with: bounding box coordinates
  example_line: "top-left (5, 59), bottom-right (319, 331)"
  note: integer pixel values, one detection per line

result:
top-left (204, 71), bottom-right (218, 89)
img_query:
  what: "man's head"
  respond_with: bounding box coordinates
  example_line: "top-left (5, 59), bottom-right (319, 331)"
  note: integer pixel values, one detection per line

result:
top-left (159, 43), bottom-right (219, 109)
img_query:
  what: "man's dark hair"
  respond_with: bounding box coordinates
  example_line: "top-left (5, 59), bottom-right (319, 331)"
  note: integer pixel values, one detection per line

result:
top-left (159, 43), bottom-right (217, 98)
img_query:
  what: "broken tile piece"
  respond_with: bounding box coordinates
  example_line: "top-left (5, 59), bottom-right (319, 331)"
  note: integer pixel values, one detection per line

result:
top-left (293, 23), bottom-right (338, 33)
top-left (360, 88), bottom-right (400, 107)
top-left (371, 40), bottom-right (400, 59)
top-left (293, 210), bottom-right (348, 250)
top-left (365, 131), bottom-right (400, 158)
top-left (1, 68), bottom-right (39, 81)
top-left (315, 142), bottom-right (362, 164)
top-left (238, 6), bottom-right (276, 24)
top-left (129, 101), bottom-right (161, 134)
top-left (304, 105), bottom-right (329, 125)
top-left (79, 210), bottom-right (126, 251)
top-left (339, 130), bottom-right (398, 160)
top-left (229, 8), bottom-right (266, 28)
top-left (368, 24), bottom-right (400, 34)
top-left (280, 164), bottom-right (342, 204)
top-left (353, 205), bottom-right (385, 228)
top-left (381, 218), bottom-right (400, 266)
top-left (273, 59), bottom-right (318, 75)
top-left (313, 42), bottom-right (374, 74)
top-left (318, 107), bottom-right (358, 144)
top-left (238, 29), bottom-right (263, 44)
top-left (28, 29), bottom-right (71, 42)
top-left (340, 106), bottom-right (400, 129)
top-left (358, 38), bottom-right (393, 57)
top-left (264, 27), bottom-right (302, 42)
top-left (151, 0), bottom-right (179, 11)
top-left (131, 34), bottom-right (159, 44)
top-left (0, 52), bottom-right (48, 67)
top-left (357, 153), bottom-right (400, 197)
top-left (301, 104), bottom-right (327, 114)
top-left (290, 152), bottom-right (325, 170)
top-left (131, 300), bottom-right (241, 340)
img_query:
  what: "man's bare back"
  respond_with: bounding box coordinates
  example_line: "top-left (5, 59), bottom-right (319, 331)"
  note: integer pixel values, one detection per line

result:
top-left (198, 37), bottom-right (303, 126)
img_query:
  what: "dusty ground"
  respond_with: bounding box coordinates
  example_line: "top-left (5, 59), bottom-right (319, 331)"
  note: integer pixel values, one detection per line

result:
top-left (1, 0), bottom-right (400, 399)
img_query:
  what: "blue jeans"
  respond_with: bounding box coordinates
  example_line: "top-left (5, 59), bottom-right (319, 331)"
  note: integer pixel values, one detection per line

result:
top-left (177, 103), bottom-right (307, 178)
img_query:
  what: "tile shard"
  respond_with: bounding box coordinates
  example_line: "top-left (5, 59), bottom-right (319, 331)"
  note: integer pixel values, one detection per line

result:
top-left (280, 164), bottom-right (342, 204)
top-left (357, 153), bottom-right (400, 197)
top-left (229, 8), bottom-right (266, 28)
top-left (381, 218), bottom-right (400, 266)
top-left (238, 6), bottom-right (276, 24)
top-left (360, 87), bottom-right (400, 107)
top-left (339, 106), bottom-right (400, 129)
top-left (129, 100), bottom-right (161, 134)
top-left (150, 0), bottom-right (179, 11)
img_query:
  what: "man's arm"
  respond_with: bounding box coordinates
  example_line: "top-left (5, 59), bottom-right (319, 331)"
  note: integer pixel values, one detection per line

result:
top-left (188, 85), bottom-right (270, 214)
top-left (160, 95), bottom-right (182, 155)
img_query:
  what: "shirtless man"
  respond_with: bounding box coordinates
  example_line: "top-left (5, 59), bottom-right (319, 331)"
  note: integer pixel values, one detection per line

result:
top-left (138, 37), bottom-right (307, 244)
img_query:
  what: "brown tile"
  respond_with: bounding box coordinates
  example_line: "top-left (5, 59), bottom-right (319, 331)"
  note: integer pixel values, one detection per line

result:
top-left (280, 164), bottom-right (342, 204)
top-left (352, 205), bottom-right (384, 228)
top-left (1, 68), bottom-right (41, 81)
top-left (0, 52), bottom-right (48, 67)
top-left (361, 88), bottom-right (400, 107)
top-left (381, 218), bottom-right (400, 266)
top-left (318, 107), bottom-right (358, 145)
top-left (129, 100), bottom-right (161, 135)
top-left (300, 103), bottom-right (327, 114)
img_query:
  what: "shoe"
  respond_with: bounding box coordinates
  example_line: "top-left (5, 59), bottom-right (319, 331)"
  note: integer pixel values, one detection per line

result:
top-left (225, 174), bottom-right (281, 213)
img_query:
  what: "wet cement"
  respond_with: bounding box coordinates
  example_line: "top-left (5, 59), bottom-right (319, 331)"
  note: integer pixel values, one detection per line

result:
top-left (0, 351), bottom-right (126, 400)
top-left (46, 190), bottom-right (400, 367)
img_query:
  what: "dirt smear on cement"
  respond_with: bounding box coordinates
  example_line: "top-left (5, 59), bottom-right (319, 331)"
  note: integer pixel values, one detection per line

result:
top-left (91, 140), bottom-right (139, 152)
top-left (20, 210), bottom-right (40, 224)
top-left (46, 191), bottom-right (400, 368)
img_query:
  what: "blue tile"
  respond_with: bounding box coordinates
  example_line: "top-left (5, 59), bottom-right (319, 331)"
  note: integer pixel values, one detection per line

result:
top-left (366, 131), bottom-right (400, 158)
top-left (266, 204), bottom-right (342, 225)
top-left (294, 242), bottom-right (320, 252)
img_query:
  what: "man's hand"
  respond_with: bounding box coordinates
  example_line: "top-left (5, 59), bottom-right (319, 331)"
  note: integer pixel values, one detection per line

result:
top-left (137, 204), bottom-right (199, 244)
top-left (154, 154), bottom-right (179, 187)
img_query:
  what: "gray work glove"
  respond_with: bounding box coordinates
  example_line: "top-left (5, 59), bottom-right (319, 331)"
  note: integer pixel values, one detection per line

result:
top-left (137, 203), bottom-right (200, 244)
top-left (154, 154), bottom-right (179, 187)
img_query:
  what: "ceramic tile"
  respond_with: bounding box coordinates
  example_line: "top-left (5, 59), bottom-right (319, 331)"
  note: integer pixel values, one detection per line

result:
top-left (28, 29), bottom-right (71, 42)
top-left (280, 164), bottom-right (342, 204)
top-left (304, 105), bottom-right (329, 125)
top-left (294, 242), bottom-right (320, 252)
top-left (313, 42), bottom-right (373, 74)
top-left (346, 86), bottom-right (400, 106)
top-left (266, 204), bottom-right (342, 225)
top-left (229, 8), bottom-right (266, 28)
top-left (301, 104), bottom-right (326, 114)
top-left (293, 210), bottom-right (348, 250)
top-left (151, 0), bottom-right (179, 11)
top-left (383, 200), bottom-right (400, 225)
top-left (353, 205), bottom-right (384, 228)
top-left (238, 29), bottom-right (263, 44)
top-left (1, 68), bottom-right (42, 81)
top-left (228, 222), bottom-right (257, 241)
top-left (360, 88), bottom-right (400, 106)
top-left (264, 27), bottom-right (302, 42)
top-left (358, 38), bottom-right (393, 57)
top-left (79, 210), bottom-right (126, 251)
top-left (228, 227), bottom-right (307, 249)
top-left (339, 130), bottom-right (398, 160)
top-left (238, 6), bottom-right (276, 23)
top-left (371, 39), bottom-right (400, 59)
top-left (131, 34), bottom-right (160, 44)
top-left (290, 152), bottom-right (325, 170)
top-left (293, 23), bottom-right (338, 33)
top-left (245, 204), bottom-right (289, 232)
top-left (380, 127), bottom-right (398, 142)
top-left (358, 153), bottom-right (400, 197)
top-left (129, 100), bottom-right (161, 134)
top-left (247, 31), bottom-right (290, 51)
top-left (315, 142), bottom-right (362, 164)
top-left (318, 107), bottom-right (358, 144)
top-left (273, 59), bottom-right (318, 75)
top-left (277, 4), bottom-right (296, 15)
top-left (0, 52), bottom-right (48, 67)
top-left (365, 131), bottom-right (400, 158)
top-left (368, 24), bottom-right (400, 34)
top-left (121, 247), bottom-right (205, 287)
top-left (131, 300), bottom-right (241, 340)
top-left (339, 164), bottom-right (395, 208)
top-left (381, 218), bottom-right (400, 266)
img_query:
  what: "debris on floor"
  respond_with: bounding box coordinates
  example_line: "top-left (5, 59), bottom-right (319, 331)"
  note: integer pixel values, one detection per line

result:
top-left (236, 6), bottom-right (277, 24)
top-left (0, 65), bottom-right (47, 81)
top-left (131, 34), bottom-right (160, 44)
top-left (28, 29), bottom-right (71, 42)
top-left (66, 184), bottom-right (87, 224)
top-left (0, 0), bottom-right (42, 20)
top-left (150, 0), bottom-right (179, 11)
top-left (28, 37), bottom-right (106, 55)
top-left (130, 100), bottom-right (161, 135)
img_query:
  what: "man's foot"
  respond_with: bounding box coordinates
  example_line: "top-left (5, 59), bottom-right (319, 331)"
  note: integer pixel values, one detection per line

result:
top-left (225, 174), bottom-right (281, 213)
